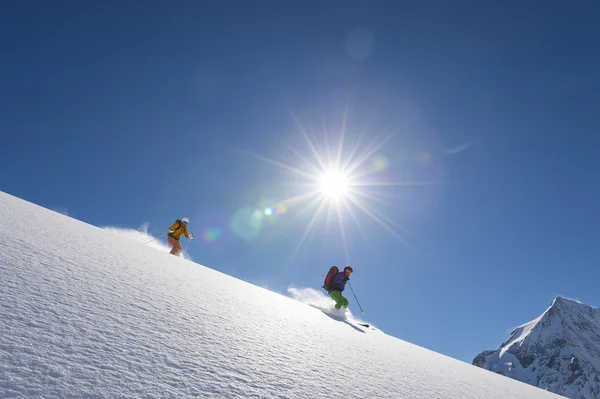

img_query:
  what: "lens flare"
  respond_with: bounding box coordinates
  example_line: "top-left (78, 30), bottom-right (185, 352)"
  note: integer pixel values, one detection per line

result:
top-left (231, 208), bottom-right (263, 240)
top-left (275, 203), bottom-right (288, 214)
top-left (372, 155), bottom-right (389, 171)
top-left (203, 228), bottom-right (222, 242)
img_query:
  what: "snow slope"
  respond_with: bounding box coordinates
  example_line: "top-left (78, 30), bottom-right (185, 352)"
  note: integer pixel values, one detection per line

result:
top-left (0, 191), bottom-right (562, 398)
top-left (473, 297), bottom-right (600, 398)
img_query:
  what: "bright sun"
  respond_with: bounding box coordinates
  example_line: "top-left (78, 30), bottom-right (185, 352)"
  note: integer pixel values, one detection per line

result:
top-left (320, 170), bottom-right (350, 200)
top-left (244, 106), bottom-right (423, 259)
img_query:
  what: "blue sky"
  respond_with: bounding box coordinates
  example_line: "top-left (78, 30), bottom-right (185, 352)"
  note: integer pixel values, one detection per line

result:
top-left (2, 1), bottom-right (600, 362)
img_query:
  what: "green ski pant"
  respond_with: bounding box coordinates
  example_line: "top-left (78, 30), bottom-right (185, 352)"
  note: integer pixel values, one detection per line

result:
top-left (329, 291), bottom-right (349, 309)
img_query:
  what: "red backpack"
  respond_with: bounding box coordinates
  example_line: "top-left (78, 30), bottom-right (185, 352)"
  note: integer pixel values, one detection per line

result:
top-left (322, 266), bottom-right (339, 291)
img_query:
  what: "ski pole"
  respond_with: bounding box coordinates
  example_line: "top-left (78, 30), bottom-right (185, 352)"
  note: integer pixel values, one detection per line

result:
top-left (348, 282), bottom-right (365, 315)
top-left (144, 232), bottom-right (167, 245)
top-left (183, 236), bottom-right (193, 258)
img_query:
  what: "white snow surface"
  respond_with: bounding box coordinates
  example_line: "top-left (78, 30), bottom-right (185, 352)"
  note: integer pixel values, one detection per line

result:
top-left (0, 191), bottom-right (562, 398)
top-left (474, 296), bottom-right (600, 398)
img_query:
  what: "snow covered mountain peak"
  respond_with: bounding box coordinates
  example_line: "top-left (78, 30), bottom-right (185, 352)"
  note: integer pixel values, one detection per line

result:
top-left (550, 296), bottom-right (587, 312)
top-left (0, 191), bottom-right (562, 398)
top-left (474, 296), bottom-right (600, 398)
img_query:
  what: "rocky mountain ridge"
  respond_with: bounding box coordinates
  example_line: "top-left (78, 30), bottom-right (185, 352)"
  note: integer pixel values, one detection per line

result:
top-left (473, 296), bottom-right (600, 398)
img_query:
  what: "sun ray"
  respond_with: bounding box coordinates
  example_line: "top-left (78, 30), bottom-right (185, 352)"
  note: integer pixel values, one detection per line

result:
top-left (277, 189), bottom-right (322, 208)
top-left (346, 187), bottom-right (412, 210)
top-left (345, 194), bottom-right (411, 246)
top-left (291, 198), bottom-right (329, 258)
top-left (341, 130), bottom-right (367, 171)
top-left (336, 203), bottom-right (350, 263)
top-left (335, 104), bottom-right (349, 171)
top-left (346, 129), bottom-right (396, 176)
top-left (288, 109), bottom-right (329, 172)
top-left (349, 190), bottom-right (411, 235)
top-left (323, 130), bottom-right (334, 169)
top-left (276, 137), bottom-right (324, 179)
top-left (346, 187), bottom-right (389, 206)
top-left (325, 199), bottom-right (336, 233)
top-left (351, 179), bottom-right (443, 187)
top-left (238, 148), bottom-right (318, 181)
top-left (340, 196), bottom-right (373, 248)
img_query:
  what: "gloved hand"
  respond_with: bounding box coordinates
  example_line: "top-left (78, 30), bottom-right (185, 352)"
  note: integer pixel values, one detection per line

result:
top-left (168, 229), bottom-right (175, 233)
top-left (189, 233), bottom-right (194, 238)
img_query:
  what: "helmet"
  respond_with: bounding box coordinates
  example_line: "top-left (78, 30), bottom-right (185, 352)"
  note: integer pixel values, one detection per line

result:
top-left (181, 217), bottom-right (190, 224)
top-left (344, 265), bottom-right (353, 273)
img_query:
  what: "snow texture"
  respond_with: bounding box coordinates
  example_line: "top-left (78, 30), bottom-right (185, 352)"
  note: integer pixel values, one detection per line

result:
top-left (0, 191), bottom-right (562, 398)
top-left (474, 296), bottom-right (600, 398)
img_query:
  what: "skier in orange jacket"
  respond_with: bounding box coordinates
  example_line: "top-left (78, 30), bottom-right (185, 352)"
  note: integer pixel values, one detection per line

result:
top-left (167, 217), bottom-right (193, 256)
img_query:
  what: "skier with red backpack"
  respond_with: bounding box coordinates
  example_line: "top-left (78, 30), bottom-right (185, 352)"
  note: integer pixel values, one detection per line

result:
top-left (323, 265), bottom-right (353, 310)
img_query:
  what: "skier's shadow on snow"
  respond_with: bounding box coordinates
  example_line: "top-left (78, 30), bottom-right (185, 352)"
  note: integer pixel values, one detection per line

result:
top-left (309, 304), bottom-right (366, 334)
